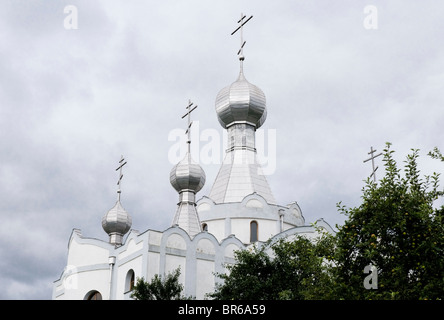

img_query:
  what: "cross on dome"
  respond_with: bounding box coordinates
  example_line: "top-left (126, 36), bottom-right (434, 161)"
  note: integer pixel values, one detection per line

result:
top-left (115, 155), bottom-right (127, 201)
top-left (102, 155), bottom-right (132, 246)
top-left (181, 99), bottom-right (198, 154)
top-left (231, 13), bottom-right (253, 60)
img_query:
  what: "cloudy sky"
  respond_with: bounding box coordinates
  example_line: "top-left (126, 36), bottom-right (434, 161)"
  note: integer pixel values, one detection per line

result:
top-left (1, 0), bottom-right (444, 299)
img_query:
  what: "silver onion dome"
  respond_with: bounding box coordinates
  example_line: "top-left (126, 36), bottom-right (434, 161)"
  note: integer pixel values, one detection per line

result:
top-left (102, 200), bottom-right (132, 244)
top-left (215, 63), bottom-right (267, 129)
top-left (170, 154), bottom-right (206, 193)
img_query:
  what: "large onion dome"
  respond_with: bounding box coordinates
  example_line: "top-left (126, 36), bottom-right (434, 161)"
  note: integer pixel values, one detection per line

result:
top-left (215, 62), bottom-right (267, 129)
top-left (170, 153), bottom-right (206, 193)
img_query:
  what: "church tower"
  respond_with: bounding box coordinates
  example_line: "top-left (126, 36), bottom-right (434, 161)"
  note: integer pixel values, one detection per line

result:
top-left (209, 53), bottom-right (275, 205)
top-left (102, 156), bottom-right (132, 246)
top-left (169, 101), bottom-right (206, 237)
top-left (197, 14), bottom-right (305, 244)
top-left (208, 14), bottom-right (275, 205)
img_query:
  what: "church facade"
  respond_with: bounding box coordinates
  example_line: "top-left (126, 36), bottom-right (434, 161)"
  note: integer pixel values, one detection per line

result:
top-left (52, 16), bottom-right (335, 300)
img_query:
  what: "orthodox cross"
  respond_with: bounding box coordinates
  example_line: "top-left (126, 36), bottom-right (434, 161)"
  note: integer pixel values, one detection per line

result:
top-left (363, 146), bottom-right (382, 182)
top-left (181, 100), bottom-right (198, 153)
top-left (231, 13), bottom-right (253, 59)
top-left (115, 155), bottom-right (127, 201)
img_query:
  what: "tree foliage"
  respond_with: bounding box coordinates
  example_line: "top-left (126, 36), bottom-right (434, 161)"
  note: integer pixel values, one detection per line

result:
top-left (131, 267), bottom-right (191, 300)
top-left (210, 143), bottom-right (444, 300)
top-left (208, 232), bottom-right (335, 300)
top-left (334, 143), bottom-right (443, 299)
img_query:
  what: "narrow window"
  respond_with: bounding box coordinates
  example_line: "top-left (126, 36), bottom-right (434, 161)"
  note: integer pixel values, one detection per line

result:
top-left (130, 272), bottom-right (135, 291)
top-left (202, 223), bottom-right (208, 231)
top-left (85, 290), bottom-right (102, 300)
top-left (250, 221), bottom-right (258, 243)
top-left (125, 269), bottom-right (135, 292)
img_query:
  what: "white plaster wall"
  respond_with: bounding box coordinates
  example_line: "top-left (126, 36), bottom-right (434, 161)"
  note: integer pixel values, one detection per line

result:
top-left (148, 230), bottom-right (162, 246)
top-left (115, 255), bottom-right (143, 300)
top-left (147, 251), bottom-right (160, 280)
top-left (166, 233), bottom-right (187, 250)
top-left (61, 268), bottom-right (110, 300)
top-left (118, 238), bottom-right (143, 260)
top-left (165, 254), bottom-right (186, 286)
top-left (224, 243), bottom-right (240, 259)
top-left (196, 238), bottom-right (216, 255)
top-left (203, 219), bottom-right (226, 241)
top-left (67, 239), bottom-right (109, 267)
top-left (230, 218), bottom-right (277, 243)
top-left (257, 219), bottom-right (280, 241)
top-left (54, 218), bottom-right (335, 300)
top-left (54, 227), bottom-right (249, 300)
top-left (196, 259), bottom-right (214, 299)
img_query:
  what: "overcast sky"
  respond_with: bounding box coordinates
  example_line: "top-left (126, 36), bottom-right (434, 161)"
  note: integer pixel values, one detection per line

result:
top-left (1, 0), bottom-right (444, 299)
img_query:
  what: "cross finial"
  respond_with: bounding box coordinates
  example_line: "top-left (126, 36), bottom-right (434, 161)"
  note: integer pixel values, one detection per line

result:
top-left (181, 100), bottom-right (198, 154)
top-left (115, 155), bottom-right (127, 201)
top-left (231, 13), bottom-right (253, 61)
top-left (363, 146), bottom-right (382, 182)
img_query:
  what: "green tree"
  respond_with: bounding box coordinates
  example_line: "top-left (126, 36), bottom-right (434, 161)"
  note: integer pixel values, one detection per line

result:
top-left (131, 267), bottom-right (192, 300)
top-left (208, 143), bottom-right (443, 300)
top-left (209, 243), bottom-right (275, 300)
top-left (333, 143), bottom-right (444, 299)
top-left (273, 230), bottom-right (336, 300)
top-left (208, 232), bottom-right (335, 300)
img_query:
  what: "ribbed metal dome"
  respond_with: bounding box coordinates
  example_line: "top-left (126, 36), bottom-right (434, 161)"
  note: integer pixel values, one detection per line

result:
top-left (170, 153), bottom-right (206, 193)
top-left (102, 200), bottom-right (132, 236)
top-left (215, 63), bottom-right (267, 129)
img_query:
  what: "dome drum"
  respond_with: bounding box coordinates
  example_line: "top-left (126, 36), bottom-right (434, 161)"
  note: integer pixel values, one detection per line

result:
top-left (107, 233), bottom-right (125, 246)
top-left (178, 190), bottom-right (196, 203)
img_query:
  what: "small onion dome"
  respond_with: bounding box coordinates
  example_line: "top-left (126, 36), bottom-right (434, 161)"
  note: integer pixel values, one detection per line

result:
top-left (102, 200), bottom-right (132, 238)
top-left (170, 153), bottom-right (206, 193)
top-left (215, 64), bottom-right (267, 129)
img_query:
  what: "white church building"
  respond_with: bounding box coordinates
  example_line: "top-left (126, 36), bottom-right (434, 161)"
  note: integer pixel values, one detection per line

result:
top-left (52, 16), bottom-right (335, 300)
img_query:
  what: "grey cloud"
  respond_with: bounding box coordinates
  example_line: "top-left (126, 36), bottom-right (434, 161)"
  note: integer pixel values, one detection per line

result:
top-left (1, 0), bottom-right (444, 299)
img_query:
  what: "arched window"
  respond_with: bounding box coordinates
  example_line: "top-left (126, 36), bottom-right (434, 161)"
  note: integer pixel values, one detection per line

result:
top-left (202, 223), bottom-right (208, 231)
top-left (85, 290), bottom-right (102, 300)
top-left (250, 220), bottom-right (258, 243)
top-left (125, 269), bottom-right (135, 292)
